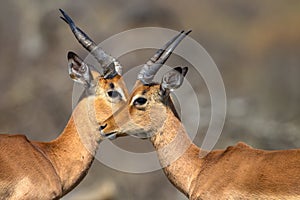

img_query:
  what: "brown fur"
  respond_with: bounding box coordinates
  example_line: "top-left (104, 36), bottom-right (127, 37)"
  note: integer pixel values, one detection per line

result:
top-left (0, 75), bottom-right (128, 199)
top-left (102, 84), bottom-right (300, 200)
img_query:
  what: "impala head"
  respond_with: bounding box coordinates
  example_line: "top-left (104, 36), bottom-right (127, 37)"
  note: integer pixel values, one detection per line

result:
top-left (97, 29), bottom-right (191, 139)
top-left (100, 66), bottom-right (188, 139)
top-left (98, 28), bottom-right (191, 139)
top-left (60, 9), bottom-right (128, 122)
top-left (67, 51), bottom-right (127, 109)
top-left (60, 9), bottom-right (191, 129)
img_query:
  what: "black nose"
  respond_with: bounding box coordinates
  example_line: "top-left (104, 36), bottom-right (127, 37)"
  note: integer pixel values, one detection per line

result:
top-left (99, 124), bottom-right (107, 131)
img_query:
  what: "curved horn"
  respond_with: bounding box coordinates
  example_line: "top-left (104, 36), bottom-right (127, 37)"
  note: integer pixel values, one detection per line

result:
top-left (137, 30), bottom-right (191, 84)
top-left (59, 9), bottom-right (121, 78)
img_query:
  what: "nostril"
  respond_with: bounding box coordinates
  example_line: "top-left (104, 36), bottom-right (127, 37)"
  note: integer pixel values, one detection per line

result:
top-left (99, 124), bottom-right (107, 131)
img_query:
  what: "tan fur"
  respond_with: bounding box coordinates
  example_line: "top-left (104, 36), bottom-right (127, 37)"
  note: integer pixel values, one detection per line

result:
top-left (0, 75), bottom-right (128, 199)
top-left (102, 84), bottom-right (300, 200)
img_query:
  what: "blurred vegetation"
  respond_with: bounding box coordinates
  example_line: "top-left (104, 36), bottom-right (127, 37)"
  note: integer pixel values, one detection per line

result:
top-left (0, 0), bottom-right (300, 199)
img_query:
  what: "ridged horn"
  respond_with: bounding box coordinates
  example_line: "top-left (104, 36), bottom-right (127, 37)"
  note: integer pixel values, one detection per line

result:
top-left (137, 30), bottom-right (191, 84)
top-left (59, 9), bottom-right (121, 78)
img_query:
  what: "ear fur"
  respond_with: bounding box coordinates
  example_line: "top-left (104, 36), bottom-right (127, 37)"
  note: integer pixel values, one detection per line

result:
top-left (67, 51), bottom-right (94, 87)
top-left (161, 67), bottom-right (188, 94)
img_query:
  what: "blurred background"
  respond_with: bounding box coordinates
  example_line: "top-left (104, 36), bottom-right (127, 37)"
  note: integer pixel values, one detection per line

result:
top-left (1, 0), bottom-right (300, 199)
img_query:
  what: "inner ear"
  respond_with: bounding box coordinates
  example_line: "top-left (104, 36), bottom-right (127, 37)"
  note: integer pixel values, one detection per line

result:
top-left (161, 66), bottom-right (188, 93)
top-left (68, 51), bottom-right (93, 87)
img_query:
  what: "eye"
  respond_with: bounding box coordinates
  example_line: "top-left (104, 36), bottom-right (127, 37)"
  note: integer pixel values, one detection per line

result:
top-left (133, 97), bottom-right (147, 106)
top-left (107, 90), bottom-right (121, 99)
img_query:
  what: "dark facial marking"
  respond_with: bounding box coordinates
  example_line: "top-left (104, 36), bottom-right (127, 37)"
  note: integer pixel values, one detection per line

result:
top-left (142, 90), bottom-right (147, 95)
top-left (109, 82), bottom-right (115, 89)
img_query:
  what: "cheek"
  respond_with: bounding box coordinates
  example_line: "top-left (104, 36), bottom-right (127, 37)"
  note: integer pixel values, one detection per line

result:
top-left (129, 105), bottom-right (167, 130)
top-left (93, 98), bottom-right (113, 122)
top-left (130, 108), bottom-right (151, 127)
top-left (149, 105), bottom-right (167, 128)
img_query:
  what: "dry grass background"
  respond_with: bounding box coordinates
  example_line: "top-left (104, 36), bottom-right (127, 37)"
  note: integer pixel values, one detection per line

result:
top-left (0, 1), bottom-right (300, 199)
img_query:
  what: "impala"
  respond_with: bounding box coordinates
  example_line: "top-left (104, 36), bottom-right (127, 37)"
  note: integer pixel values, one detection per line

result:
top-left (0, 10), bottom-right (129, 199)
top-left (100, 66), bottom-right (300, 199)
top-left (0, 9), bottom-right (189, 199)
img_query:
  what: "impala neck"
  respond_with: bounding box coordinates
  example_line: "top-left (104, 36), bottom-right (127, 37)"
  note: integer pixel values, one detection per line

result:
top-left (37, 96), bottom-right (105, 194)
top-left (150, 106), bottom-right (203, 197)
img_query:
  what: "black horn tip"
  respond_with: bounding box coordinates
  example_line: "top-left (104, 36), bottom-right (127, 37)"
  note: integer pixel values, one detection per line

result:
top-left (59, 9), bottom-right (75, 27)
top-left (60, 16), bottom-right (68, 24)
top-left (59, 8), bottom-right (64, 14)
top-left (59, 9), bottom-right (68, 19)
top-left (186, 30), bottom-right (192, 35)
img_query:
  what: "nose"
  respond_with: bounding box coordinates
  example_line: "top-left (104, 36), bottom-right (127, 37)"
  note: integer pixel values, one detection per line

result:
top-left (99, 124), bottom-right (107, 131)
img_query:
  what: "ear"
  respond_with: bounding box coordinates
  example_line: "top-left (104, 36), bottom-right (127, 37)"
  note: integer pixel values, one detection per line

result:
top-left (67, 51), bottom-right (94, 87)
top-left (161, 67), bottom-right (188, 94)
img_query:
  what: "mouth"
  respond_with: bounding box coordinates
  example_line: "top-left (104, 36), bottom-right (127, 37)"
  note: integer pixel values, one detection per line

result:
top-left (100, 131), bottom-right (117, 140)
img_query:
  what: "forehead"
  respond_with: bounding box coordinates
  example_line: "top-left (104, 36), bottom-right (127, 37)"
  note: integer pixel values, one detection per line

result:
top-left (131, 84), bottom-right (160, 97)
top-left (97, 75), bottom-right (123, 88)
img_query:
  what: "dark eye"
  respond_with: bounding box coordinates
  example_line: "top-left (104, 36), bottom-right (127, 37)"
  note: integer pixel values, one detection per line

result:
top-left (133, 97), bottom-right (147, 106)
top-left (107, 91), bottom-right (121, 98)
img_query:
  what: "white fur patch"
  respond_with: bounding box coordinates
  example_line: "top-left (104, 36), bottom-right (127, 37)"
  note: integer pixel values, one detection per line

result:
top-left (13, 177), bottom-right (33, 198)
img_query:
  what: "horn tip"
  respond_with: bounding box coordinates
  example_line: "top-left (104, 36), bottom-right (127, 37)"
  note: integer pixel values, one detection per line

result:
top-left (59, 9), bottom-right (75, 26)
top-left (186, 30), bottom-right (192, 35)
